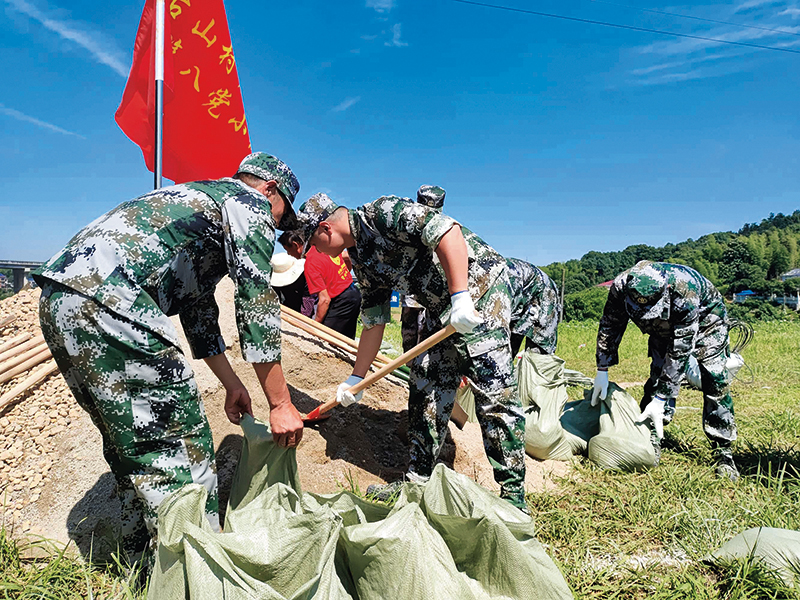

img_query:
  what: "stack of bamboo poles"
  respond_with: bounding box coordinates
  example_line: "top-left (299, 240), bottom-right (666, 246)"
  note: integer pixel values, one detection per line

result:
top-left (279, 305), bottom-right (411, 383)
top-left (0, 325), bottom-right (59, 411)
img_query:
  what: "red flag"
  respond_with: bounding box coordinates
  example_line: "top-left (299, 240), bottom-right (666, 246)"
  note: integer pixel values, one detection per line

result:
top-left (115, 0), bottom-right (251, 183)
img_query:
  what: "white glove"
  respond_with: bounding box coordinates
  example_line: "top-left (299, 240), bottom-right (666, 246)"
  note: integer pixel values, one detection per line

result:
top-left (337, 375), bottom-right (364, 407)
top-left (639, 396), bottom-right (667, 439)
top-left (591, 370), bottom-right (609, 406)
top-left (449, 291), bottom-right (483, 334)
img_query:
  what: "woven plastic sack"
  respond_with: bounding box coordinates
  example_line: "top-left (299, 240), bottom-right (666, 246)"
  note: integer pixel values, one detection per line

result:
top-left (587, 383), bottom-right (656, 471)
top-left (148, 415), bottom-right (574, 600)
top-left (517, 353), bottom-right (594, 460)
top-left (709, 527), bottom-right (800, 587)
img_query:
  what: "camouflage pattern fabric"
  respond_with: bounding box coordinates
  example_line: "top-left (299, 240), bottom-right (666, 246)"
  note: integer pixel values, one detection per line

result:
top-left (38, 281), bottom-right (219, 554)
top-left (597, 261), bottom-right (728, 399)
top-left (33, 178), bottom-right (282, 364)
top-left (299, 194), bottom-right (525, 507)
top-left (416, 185), bottom-right (446, 209)
top-left (506, 258), bottom-right (561, 355)
top-left (642, 326), bottom-right (737, 448)
top-left (406, 275), bottom-right (527, 509)
top-left (346, 196), bottom-right (506, 342)
top-left (400, 306), bottom-right (426, 354)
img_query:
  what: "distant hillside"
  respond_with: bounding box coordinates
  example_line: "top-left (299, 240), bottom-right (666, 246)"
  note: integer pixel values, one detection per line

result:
top-left (541, 210), bottom-right (800, 298)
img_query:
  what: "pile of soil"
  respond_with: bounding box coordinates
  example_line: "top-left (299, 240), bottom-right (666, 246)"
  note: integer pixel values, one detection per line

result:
top-left (0, 279), bottom-right (570, 559)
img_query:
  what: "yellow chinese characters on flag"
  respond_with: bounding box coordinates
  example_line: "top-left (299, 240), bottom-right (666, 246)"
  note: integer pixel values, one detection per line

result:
top-left (116, 0), bottom-right (251, 184)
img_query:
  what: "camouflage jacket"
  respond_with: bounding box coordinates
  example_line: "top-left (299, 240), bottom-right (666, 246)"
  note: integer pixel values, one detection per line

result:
top-left (348, 196), bottom-right (506, 330)
top-left (506, 258), bottom-right (558, 314)
top-left (506, 258), bottom-right (561, 351)
top-left (596, 261), bottom-right (727, 398)
top-left (33, 179), bottom-right (282, 363)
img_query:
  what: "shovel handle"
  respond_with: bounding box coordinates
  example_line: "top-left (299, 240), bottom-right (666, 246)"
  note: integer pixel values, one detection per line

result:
top-left (304, 324), bottom-right (457, 421)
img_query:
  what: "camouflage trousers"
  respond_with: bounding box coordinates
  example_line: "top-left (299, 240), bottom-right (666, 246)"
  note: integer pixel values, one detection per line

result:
top-left (38, 281), bottom-right (219, 555)
top-left (400, 306), bottom-right (426, 354)
top-left (407, 276), bottom-right (527, 509)
top-left (641, 324), bottom-right (737, 448)
top-left (509, 276), bottom-right (560, 356)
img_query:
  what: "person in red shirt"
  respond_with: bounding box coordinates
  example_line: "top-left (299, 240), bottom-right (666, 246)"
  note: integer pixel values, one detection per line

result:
top-left (279, 230), bottom-right (361, 339)
top-left (304, 245), bottom-right (361, 338)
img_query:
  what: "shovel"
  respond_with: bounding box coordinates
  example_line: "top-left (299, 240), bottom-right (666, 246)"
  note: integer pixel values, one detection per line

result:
top-left (303, 324), bottom-right (457, 423)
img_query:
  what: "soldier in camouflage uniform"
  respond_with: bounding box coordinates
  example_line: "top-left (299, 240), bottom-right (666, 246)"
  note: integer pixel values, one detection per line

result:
top-left (33, 153), bottom-right (306, 557)
top-left (592, 260), bottom-right (739, 480)
top-left (400, 185), bottom-right (447, 353)
top-left (296, 193), bottom-right (528, 511)
top-left (506, 258), bottom-right (561, 355)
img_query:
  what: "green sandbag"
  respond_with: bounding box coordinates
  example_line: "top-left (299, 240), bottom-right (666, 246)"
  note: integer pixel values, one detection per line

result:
top-left (560, 398), bottom-right (600, 455)
top-left (709, 527), bottom-right (800, 587)
top-left (148, 415), bottom-right (574, 600)
top-left (587, 384), bottom-right (656, 472)
top-left (519, 353), bottom-right (594, 461)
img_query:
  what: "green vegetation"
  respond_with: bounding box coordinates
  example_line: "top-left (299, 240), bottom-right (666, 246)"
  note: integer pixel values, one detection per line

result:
top-left (0, 526), bottom-right (143, 599)
top-left (535, 321), bottom-right (800, 599)
top-left (563, 286), bottom-right (610, 322)
top-left (542, 211), bottom-right (800, 302)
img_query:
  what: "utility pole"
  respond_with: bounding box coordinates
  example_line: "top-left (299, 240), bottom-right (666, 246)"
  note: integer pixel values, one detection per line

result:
top-left (560, 267), bottom-right (566, 322)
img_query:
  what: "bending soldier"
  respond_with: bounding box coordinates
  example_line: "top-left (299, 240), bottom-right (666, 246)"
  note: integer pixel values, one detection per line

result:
top-left (33, 152), bottom-right (306, 557)
top-left (506, 258), bottom-right (561, 356)
top-left (297, 193), bottom-right (528, 511)
top-left (591, 260), bottom-right (738, 480)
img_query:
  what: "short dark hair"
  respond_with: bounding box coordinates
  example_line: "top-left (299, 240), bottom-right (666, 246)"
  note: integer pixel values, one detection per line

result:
top-left (278, 230), bottom-right (305, 248)
top-left (233, 172), bottom-right (266, 188)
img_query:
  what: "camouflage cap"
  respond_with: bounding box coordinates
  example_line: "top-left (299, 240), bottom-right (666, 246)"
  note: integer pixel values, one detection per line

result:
top-left (236, 152), bottom-right (300, 204)
top-left (296, 192), bottom-right (341, 253)
top-left (626, 262), bottom-right (669, 319)
top-left (417, 185), bottom-right (446, 209)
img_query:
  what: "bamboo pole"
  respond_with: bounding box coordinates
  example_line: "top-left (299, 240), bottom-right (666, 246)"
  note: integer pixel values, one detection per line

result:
top-left (0, 333), bottom-right (33, 355)
top-left (0, 334), bottom-right (45, 364)
top-left (280, 311), bottom-right (391, 367)
top-left (0, 348), bottom-right (52, 385)
top-left (280, 305), bottom-right (396, 365)
top-left (0, 314), bottom-right (17, 329)
top-left (280, 312), bottom-right (398, 377)
top-left (0, 360), bottom-right (59, 412)
top-left (0, 342), bottom-right (49, 376)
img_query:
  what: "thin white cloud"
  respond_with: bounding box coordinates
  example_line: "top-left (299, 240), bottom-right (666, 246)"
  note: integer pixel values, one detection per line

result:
top-left (385, 23), bottom-right (408, 47)
top-left (4, 0), bottom-right (128, 76)
top-left (734, 0), bottom-right (784, 12)
top-left (779, 7), bottom-right (800, 17)
top-left (366, 0), bottom-right (395, 13)
top-left (332, 96), bottom-right (361, 112)
top-left (0, 103), bottom-right (85, 138)
top-left (361, 34), bottom-right (378, 41)
top-left (623, 0), bottom-right (800, 86)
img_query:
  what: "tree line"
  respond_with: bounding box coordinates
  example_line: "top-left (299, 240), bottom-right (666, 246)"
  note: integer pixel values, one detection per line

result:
top-left (542, 210), bottom-right (800, 298)
top-left (539, 211), bottom-right (800, 321)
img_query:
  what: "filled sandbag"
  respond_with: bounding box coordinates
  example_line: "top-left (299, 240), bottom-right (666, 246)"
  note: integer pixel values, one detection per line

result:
top-left (518, 353), bottom-right (594, 461)
top-left (709, 527), bottom-right (800, 587)
top-left (587, 383), bottom-right (656, 471)
top-left (148, 415), bottom-right (574, 600)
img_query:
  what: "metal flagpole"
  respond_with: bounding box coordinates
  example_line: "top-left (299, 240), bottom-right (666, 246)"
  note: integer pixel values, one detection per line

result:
top-left (153, 0), bottom-right (165, 189)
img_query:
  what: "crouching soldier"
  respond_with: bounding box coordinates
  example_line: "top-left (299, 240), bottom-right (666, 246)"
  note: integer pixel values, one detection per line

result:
top-left (591, 261), bottom-right (738, 480)
top-left (297, 193), bottom-right (528, 511)
top-left (32, 153), bottom-right (306, 558)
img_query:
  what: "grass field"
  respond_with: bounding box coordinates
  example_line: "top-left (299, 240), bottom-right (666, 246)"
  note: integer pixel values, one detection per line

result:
top-left (537, 321), bottom-right (800, 599)
top-left (2, 321), bottom-right (799, 598)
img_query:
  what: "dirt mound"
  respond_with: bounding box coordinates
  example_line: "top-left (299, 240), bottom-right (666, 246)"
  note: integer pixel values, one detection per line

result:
top-left (0, 279), bottom-right (570, 558)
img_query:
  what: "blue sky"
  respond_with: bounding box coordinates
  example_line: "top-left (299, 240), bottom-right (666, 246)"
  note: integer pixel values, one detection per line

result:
top-left (1, 0), bottom-right (798, 266)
